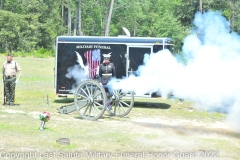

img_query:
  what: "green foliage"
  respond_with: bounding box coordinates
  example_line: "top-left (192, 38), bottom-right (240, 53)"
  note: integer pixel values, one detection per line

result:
top-left (0, 0), bottom-right (240, 54)
top-left (174, 51), bottom-right (188, 65)
top-left (222, 9), bottom-right (231, 19)
top-left (0, 10), bottom-right (40, 52)
top-left (0, 48), bottom-right (54, 58)
top-left (11, 51), bottom-right (27, 57)
top-left (33, 48), bottom-right (54, 58)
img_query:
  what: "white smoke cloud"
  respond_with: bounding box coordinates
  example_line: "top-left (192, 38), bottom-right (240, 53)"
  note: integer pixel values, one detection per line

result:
top-left (111, 11), bottom-right (240, 130)
top-left (65, 52), bottom-right (89, 91)
top-left (66, 64), bottom-right (88, 91)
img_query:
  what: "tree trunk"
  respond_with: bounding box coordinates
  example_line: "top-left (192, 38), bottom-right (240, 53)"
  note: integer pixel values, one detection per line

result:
top-left (61, 0), bottom-right (65, 35)
top-left (134, 22), bottom-right (137, 37)
top-left (78, 0), bottom-right (82, 35)
top-left (0, 0), bottom-right (2, 10)
top-left (67, 0), bottom-right (72, 36)
top-left (231, 13), bottom-right (235, 32)
top-left (105, 0), bottom-right (114, 36)
top-left (73, 1), bottom-right (79, 36)
top-left (230, 0), bottom-right (236, 32)
top-left (199, 0), bottom-right (202, 13)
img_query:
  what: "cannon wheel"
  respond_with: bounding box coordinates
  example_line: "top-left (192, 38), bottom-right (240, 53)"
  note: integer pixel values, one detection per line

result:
top-left (74, 80), bottom-right (107, 120)
top-left (106, 90), bottom-right (134, 117)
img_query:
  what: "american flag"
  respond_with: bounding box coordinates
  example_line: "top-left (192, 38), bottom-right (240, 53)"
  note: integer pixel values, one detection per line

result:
top-left (84, 49), bottom-right (101, 79)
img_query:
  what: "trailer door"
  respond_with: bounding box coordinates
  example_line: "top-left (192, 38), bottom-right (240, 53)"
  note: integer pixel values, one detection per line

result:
top-left (126, 46), bottom-right (153, 77)
top-left (126, 45), bottom-right (153, 97)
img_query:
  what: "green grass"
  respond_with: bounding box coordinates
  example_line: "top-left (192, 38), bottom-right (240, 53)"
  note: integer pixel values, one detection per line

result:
top-left (0, 56), bottom-right (239, 160)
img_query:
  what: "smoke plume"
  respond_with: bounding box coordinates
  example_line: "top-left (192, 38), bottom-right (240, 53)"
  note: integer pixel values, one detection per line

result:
top-left (111, 11), bottom-right (240, 130)
top-left (66, 65), bottom-right (88, 91)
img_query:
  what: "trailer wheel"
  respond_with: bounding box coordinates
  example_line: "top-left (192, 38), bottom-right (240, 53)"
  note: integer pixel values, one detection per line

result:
top-left (74, 80), bottom-right (107, 120)
top-left (106, 89), bottom-right (134, 117)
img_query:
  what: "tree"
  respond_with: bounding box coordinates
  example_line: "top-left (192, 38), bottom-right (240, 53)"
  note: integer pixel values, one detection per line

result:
top-left (0, 10), bottom-right (40, 52)
top-left (199, 0), bottom-right (202, 13)
top-left (111, 0), bottom-right (148, 36)
top-left (61, 0), bottom-right (67, 35)
top-left (73, 0), bottom-right (78, 36)
top-left (67, 0), bottom-right (72, 36)
top-left (77, 0), bottom-right (82, 35)
top-left (1, 0), bottom-right (239, 53)
top-left (73, 0), bottom-right (82, 36)
top-left (226, 0), bottom-right (240, 33)
top-left (105, 0), bottom-right (114, 36)
top-left (0, 0), bottom-right (2, 10)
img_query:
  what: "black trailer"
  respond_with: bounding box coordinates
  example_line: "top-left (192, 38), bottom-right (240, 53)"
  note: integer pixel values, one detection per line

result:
top-left (55, 36), bottom-right (174, 120)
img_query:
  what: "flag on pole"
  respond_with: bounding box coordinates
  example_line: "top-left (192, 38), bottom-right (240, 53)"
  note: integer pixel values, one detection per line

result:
top-left (84, 49), bottom-right (101, 79)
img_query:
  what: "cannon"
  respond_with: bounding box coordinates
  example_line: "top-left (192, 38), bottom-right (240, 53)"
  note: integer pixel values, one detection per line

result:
top-left (58, 80), bottom-right (134, 120)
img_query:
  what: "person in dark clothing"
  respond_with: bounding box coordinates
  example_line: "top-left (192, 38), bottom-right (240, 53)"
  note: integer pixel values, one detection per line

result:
top-left (98, 53), bottom-right (116, 109)
top-left (98, 53), bottom-right (116, 85)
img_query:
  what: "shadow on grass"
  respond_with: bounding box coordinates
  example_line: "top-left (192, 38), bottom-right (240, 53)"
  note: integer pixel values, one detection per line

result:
top-left (53, 92), bottom-right (173, 108)
top-left (73, 116), bottom-right (112, 123)
top-left (2, 104), bottom-right (21, 107)
top-left (53, 98), bottom-right (74, 104)
top-left (53, 98), bottom-right (171, 109)
top-left (133, 101), bottom-right (171, 109)
top-left (132, 121), bottom-right (240, 139)
top-left (73, 115), bottom-right (131, 122)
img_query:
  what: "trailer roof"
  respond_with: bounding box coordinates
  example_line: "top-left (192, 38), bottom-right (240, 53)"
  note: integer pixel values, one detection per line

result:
top-left (57, 36), bottom-right (173, 44)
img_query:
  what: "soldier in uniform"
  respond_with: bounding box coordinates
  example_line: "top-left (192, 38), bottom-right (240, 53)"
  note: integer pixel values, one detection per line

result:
top-left (98, 53), bottom-right (116, 109)
top-left (98, 53), bottom-right (116, 86)
top-left (2, 54), bottom-right (22, 106)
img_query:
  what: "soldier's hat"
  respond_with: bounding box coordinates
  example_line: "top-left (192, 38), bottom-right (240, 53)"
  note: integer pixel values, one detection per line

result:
top-left (7, 53), bottom-right (13, 57)
top-left (103, 52), bottom-right (112, 59)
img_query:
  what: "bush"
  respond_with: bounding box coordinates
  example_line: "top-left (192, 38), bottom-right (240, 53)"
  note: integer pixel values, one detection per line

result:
top-left (33, 48), bottom-right (54, 58)
top-left (0, 48), bottom-right (55, 58)
top-left (12, 51), bottom-right (27, 57)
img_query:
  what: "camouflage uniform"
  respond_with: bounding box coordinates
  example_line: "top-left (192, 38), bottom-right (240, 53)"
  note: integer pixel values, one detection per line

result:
top-left (3, 60), bottom-right (21, 105)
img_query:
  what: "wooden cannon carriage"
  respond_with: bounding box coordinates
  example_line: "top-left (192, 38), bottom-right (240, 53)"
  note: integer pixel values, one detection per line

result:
top-left (58, 80), bottom-right (134, 120)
